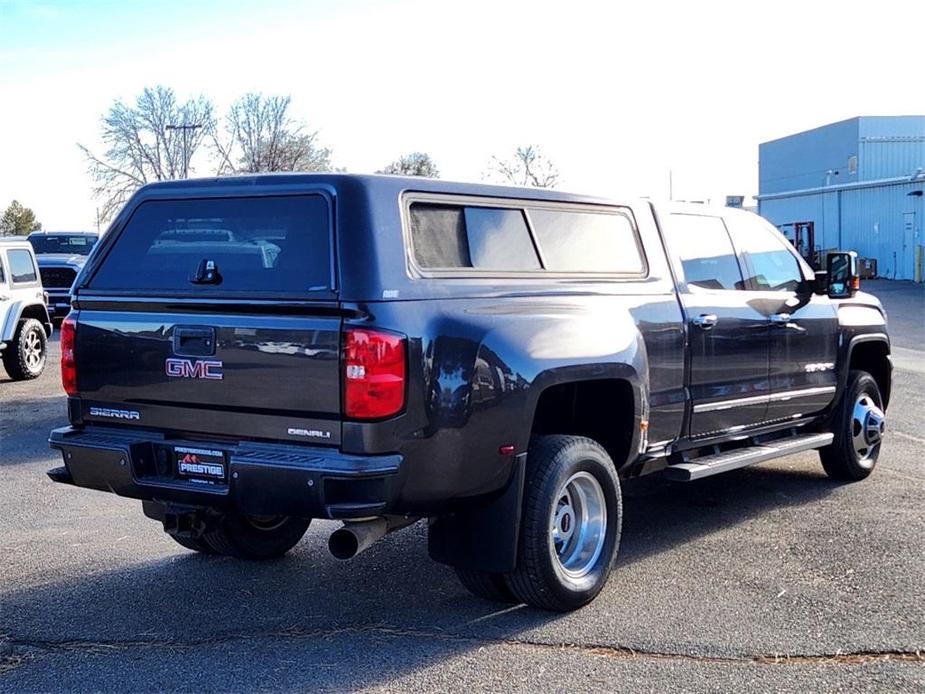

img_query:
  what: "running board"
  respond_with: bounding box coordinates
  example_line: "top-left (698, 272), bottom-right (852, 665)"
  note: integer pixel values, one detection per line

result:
top-left (664, 432), bottom-right (834, 482)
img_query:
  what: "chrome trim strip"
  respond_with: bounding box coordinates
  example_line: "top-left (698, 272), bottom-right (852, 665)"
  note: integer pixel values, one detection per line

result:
top-left (695, 393), bottom-right (770, 412)
top-left (693, 386), bottom-right (837, 414)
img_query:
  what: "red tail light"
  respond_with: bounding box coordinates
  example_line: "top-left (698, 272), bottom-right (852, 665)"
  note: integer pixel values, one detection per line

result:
top-left (60, 313), bottom-right (78, 396)
top-left (343, 327), bottom-right (406, 419)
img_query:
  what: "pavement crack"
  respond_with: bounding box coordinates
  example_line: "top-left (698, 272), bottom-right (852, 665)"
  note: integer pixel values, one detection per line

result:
top-left (536, 640), bottom-right (925, 666)
top-left (0, 653), bottom-right (34, 676)
top-left (3, 627), bottom-right (923, 668)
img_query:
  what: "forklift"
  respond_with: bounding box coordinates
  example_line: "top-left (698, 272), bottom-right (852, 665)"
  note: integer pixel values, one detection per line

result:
top-left (778, 221), bottom-right (820, 269)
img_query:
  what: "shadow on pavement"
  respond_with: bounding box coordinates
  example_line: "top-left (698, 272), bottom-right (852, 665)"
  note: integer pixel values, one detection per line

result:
top-left (1, 463), bottom-right (843, 690)
top-left (0, 397), bottom-right (69, 466)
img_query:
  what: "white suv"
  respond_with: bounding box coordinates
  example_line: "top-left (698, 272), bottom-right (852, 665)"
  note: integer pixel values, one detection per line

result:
top-left (0, 238), bottom-right (52, 380)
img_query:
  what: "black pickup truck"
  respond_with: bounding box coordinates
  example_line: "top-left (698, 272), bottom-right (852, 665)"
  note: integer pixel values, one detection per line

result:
top-left (48, 174), bottom-right (891, 611)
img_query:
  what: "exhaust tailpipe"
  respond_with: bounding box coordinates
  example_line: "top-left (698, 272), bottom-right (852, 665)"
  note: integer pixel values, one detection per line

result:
top-left (328, 516), bottom-right (415, 560)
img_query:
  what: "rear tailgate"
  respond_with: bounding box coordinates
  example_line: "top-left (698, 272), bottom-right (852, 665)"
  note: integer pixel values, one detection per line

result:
top-left (72, 193), bottom-right (343, 445)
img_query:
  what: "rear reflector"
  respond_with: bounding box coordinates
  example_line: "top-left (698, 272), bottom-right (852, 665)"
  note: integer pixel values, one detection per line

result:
top-left (60, 313), bottom-right (77, 396)
top-left (343, 327), bottom-right (407, 419)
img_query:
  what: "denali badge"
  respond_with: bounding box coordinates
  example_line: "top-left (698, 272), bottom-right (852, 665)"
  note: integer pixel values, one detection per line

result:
top-left (165, 358), bottom-right (224, 380)
top-left (288, 427), bottom-right (332, 439)
top-left (89, 406), bottom-right (140, 420)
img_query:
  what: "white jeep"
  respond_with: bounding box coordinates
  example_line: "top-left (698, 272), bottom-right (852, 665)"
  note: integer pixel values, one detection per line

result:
top-left (0, 238), bottom-right (53, 380)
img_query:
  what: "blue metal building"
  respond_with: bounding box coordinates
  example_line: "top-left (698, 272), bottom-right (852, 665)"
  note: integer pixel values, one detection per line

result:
top-left (757, 116), bottom-right (925, 280)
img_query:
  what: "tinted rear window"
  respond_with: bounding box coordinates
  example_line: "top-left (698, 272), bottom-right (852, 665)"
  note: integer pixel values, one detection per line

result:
top-left (409, 203), bottom-right (540, 271)
top-left (89, 196), bottom-right (332, 294)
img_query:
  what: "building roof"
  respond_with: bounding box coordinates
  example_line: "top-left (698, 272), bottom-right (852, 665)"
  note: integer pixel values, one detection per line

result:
top-left (759, 116), bottom-right (925, 196)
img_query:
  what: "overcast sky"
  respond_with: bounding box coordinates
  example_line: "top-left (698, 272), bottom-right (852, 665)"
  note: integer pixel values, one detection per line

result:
top-left (1, 0), bottom-right (923, 230)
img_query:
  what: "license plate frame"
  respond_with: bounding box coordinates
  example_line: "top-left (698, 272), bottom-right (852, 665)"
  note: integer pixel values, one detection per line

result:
top-left (174, 445), bottom-right (227, 485)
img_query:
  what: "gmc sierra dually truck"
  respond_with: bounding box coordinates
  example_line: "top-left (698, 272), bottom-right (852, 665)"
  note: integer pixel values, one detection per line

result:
top-left (48, 174), bottom-right (891, 611)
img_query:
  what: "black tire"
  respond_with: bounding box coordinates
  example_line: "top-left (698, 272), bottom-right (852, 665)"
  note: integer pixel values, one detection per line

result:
top-left (505, 435), bottom-right (622, 612)
top-left (2, 318), bottom-right (46, 380)
top-left (203, 514), bottom-right (310, 559)
top-left (169, 534), bottom-right (220, 555)
top-left (455, 567), bottom-right (517, 603)
top-left (820, 370), bottom-right (885, 481)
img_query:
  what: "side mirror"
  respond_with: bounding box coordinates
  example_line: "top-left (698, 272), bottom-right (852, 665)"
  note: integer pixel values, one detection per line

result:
top-left (826, 251), bottom-right (859, 298)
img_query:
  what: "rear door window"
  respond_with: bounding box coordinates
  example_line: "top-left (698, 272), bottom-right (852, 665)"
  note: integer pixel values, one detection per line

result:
top-left (88, 196), bottom-right (332, 295)
top-left (7, 249), bottom-right (38, 283)
top-left (663, 214), bottom-right (745, 291)
top-left (528, 208), bottom-right (644, 273)
top-left (409, 203), bottom-right (540, 271)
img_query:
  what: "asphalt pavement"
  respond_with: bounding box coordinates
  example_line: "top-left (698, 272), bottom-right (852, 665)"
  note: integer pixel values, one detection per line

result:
top-left (1, 281), bottom-right (923, 692)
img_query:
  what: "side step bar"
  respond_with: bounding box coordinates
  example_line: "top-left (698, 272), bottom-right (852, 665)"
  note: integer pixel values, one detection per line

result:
top-left (664, 432), bottom-right (834, 482)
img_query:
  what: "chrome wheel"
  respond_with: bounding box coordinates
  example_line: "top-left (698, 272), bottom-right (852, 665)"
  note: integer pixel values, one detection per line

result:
top-left (549, 471), bottom-right (607, 579)
top-left (23, 329), bottom-right (43, 370)
top-left (851, 393), bottom-right (885, 462)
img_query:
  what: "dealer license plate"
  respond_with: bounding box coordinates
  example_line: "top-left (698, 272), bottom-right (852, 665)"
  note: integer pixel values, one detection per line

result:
top-left (175, 446), bottom-right (226, 484)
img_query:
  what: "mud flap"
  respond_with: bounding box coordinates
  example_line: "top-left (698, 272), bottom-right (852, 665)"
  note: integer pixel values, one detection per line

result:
top-left (427, 453), bottom-right (526, 573)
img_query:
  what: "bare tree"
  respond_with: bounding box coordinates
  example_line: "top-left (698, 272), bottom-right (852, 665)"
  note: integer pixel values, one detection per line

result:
top-left (377, 152), bottom-right (439, 178)
top-left (79, 86), bottom-right (214, 222)
top-left (486, 145), bottom-right (559, 188)
top-left (212, 93), bottom-right (332, 174)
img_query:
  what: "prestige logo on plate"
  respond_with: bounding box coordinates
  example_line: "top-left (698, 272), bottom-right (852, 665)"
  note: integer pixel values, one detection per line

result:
top-left (175, 446), bottom-right (225, 481)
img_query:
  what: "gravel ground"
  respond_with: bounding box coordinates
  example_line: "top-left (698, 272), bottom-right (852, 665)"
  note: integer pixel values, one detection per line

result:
top-left (1, 281), bottom-right (922, 692)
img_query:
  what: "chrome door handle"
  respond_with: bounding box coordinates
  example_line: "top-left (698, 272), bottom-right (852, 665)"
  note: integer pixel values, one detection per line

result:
top-left (692, 313), bottom-right (718, 329)
top-left (769, 313), bottom-right (792, 325)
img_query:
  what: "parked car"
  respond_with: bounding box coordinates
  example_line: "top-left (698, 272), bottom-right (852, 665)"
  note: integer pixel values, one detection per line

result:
top-left (0, 237), bottom-right (53, 379)
top-left (27, 231), bottom-right (99, 318)
top-left (47, 174), bottom-right (891, 611)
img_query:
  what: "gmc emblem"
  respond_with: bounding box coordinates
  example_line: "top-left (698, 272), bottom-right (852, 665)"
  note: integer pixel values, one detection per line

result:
top-left (165, 357), bottom-right (224, 380)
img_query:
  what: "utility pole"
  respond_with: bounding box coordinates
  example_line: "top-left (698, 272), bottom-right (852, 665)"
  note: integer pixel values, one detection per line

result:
top-left (166, 123), bottom-right (203, 179)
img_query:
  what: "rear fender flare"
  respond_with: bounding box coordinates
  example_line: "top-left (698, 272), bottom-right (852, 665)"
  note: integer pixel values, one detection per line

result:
top-left (522, 363), bottom-right (647, 460)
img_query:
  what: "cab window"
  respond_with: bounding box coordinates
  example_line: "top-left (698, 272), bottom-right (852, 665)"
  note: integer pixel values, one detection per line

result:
top-left (726, 214), bottom-right (806, 292)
